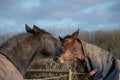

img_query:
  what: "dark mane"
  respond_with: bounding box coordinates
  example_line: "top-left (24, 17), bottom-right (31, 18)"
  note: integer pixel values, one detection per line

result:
top-left (37, 27), bottom-right (51, 35)
top-left (76, 38), bottom-right (81, 42)
top-left (64, 35), bottom-right (71, 39)
top-left (33, 25), bottom-right (52, 35)
top-left (63, 35), bottom-right (81, 43)
top-left (0, 33), bottom-right (34, 48)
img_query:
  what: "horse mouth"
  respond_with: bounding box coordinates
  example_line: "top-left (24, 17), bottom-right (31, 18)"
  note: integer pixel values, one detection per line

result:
top-left (58, 58), bottom-right (64, 63)
top-left (53, 56), bottom-right (65, 63)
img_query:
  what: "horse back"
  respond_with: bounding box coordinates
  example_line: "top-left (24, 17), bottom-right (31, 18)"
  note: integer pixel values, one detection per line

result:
top-left (0, 53), bottom-right (23, 80)
top-left (82, 40), bottom-right (120, 80)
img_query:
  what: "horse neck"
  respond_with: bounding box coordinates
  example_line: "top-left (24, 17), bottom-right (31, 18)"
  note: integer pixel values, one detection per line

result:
top-left (0, 33), bottom-right (41, 76)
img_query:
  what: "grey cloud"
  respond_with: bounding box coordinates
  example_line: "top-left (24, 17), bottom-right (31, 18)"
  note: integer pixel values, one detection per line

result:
top-left (0, 0), bottom-right (108, 20)
top-left (0, 0), bottom-right (120, 35)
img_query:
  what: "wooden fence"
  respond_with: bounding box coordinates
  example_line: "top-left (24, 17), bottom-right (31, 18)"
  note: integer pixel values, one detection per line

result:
top-left (25, 69), bottom-right (86, 80)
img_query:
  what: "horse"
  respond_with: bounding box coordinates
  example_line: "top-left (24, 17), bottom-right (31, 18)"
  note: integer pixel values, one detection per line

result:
top-left (54, 29), bottom-right (120, 80)
top-left (0, 24), bottom-right (62, 80)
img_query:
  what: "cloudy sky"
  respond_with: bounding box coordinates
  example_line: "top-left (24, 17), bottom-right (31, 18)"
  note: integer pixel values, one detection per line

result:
top-left (0, 0), bottom-right (120, 35)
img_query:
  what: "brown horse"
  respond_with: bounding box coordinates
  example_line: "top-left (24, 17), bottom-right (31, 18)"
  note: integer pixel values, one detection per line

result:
top-left (0, 25), bottom-right (62, 80)
top-left (55, 29), bottom-right (120, 80)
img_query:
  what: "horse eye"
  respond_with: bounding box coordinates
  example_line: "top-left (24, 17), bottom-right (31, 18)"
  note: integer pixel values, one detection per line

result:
top-left (65, 39), bottom-right (69, 42)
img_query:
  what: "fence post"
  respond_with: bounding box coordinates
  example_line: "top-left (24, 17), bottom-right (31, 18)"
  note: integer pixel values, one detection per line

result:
top-left (68, 69), bottom-right (72, 80)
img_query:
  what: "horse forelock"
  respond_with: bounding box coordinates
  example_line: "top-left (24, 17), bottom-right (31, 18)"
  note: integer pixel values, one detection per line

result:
top-left (62, 35), bottom-right (71, 41)
top-left (40, 34), bottom-right (59, 56)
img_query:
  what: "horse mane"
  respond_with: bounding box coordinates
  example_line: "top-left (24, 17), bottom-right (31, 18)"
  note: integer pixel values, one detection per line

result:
top-left (38, 28), bottom-right (51, 35)
top-left (33, 25), bottom-right (51, 35)
top-left (76, 38), bottom-right (81, 43)
top-left (64, 35), bottom-right (71, 39)
top-left (0, 32), bottom-right (39, 50)
top-left (63, 34), bottom-right (81, 43)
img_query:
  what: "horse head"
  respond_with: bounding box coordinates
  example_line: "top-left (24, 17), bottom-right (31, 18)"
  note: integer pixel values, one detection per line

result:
top-left (54, 29), bottom-right (84, 63)
top-left (0, 24), bottom-right (63, 77)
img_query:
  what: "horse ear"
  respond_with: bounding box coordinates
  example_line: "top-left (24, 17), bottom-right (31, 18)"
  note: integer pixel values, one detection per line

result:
top-left (33, 25), bottom-right (41, 33)
top-left (71, 29), bottom-right (79, 39)
top-left (59, 36), bottom-right (64, 42)
top-left (25, 24), bottom-right (31, 32)
top-left (25, 24), bottom-right (36, 34)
